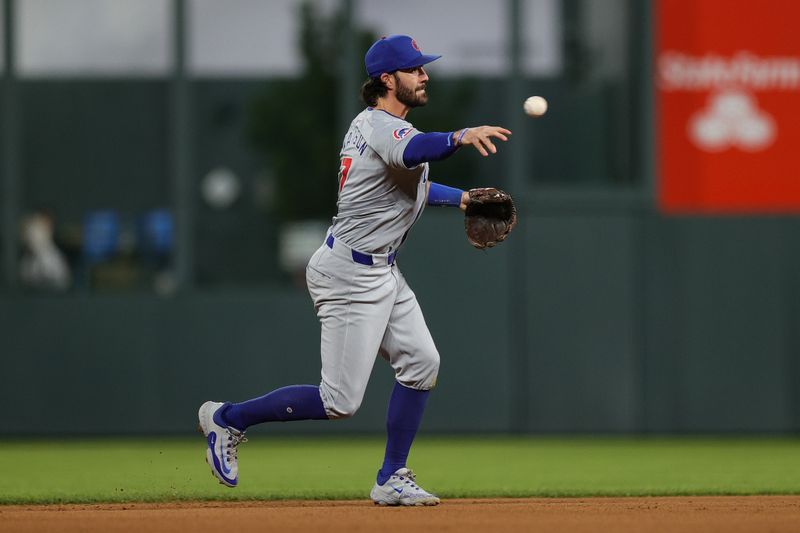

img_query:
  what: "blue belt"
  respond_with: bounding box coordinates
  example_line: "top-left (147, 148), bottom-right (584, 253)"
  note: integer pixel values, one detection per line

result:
top-left (326, 235), bottom-right (396, 266)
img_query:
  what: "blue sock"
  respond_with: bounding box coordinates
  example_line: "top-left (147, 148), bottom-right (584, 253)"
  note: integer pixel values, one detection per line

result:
top-left (217, 385), bottom-right (328, 431)
top-left (376, 382), bottom-right (430, 485)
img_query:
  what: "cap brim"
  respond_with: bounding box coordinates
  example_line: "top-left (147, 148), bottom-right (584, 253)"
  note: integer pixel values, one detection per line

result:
top-left (399, 54), bottom-right (442, 71)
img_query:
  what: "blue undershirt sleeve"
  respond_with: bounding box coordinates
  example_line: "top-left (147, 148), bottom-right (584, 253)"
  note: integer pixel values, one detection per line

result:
top-left (427, 182), bottom-right (464, 207)
top-left (402, 132), bottom-right (459, 168)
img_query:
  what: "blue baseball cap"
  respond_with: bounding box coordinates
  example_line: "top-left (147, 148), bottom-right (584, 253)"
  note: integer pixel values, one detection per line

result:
top-left (365, 35), bottom-right (441, 78)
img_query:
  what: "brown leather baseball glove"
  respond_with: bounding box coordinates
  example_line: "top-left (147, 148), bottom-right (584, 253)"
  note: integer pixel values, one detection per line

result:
top-left (464, 187), bottom-right (518, 249)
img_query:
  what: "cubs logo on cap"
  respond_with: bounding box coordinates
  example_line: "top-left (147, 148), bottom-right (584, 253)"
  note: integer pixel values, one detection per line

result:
top-left (365, 35), bottom-right (442, 78)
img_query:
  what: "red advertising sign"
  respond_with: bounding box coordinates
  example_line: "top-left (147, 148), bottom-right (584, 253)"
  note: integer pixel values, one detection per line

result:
top-left (656, 0), bottom-right (800, 213)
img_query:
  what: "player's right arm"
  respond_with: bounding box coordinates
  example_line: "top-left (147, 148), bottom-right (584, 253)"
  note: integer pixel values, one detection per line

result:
top-left (401, 125), bottom-right (511, 167)
top-left (368, 112), bottom-right (511, 167)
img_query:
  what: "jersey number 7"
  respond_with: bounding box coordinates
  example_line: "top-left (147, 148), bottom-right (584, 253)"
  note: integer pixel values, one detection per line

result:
top-left (339, 157), bottom-right (353, 191)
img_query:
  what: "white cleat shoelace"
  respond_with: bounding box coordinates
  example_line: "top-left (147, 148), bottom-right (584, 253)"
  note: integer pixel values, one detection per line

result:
top-left (225, 430), bottom-right (247, 466)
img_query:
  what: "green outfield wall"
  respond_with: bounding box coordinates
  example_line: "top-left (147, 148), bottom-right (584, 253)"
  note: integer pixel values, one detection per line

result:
top-left (3, 207), bottom-right (799, 435)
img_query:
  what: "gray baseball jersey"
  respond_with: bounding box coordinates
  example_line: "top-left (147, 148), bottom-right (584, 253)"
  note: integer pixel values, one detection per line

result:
top-left (306, 107), bottom-right (440, 419)
top-left (332, 108), bottom-right (429, 254)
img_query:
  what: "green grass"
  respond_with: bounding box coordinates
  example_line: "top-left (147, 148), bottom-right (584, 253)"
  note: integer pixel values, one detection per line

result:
top-left (1, 436), bottom-right (799, 504)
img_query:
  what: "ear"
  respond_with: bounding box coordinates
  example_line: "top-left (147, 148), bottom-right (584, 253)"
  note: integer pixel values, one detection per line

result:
top-left (381, 73), bottom-right (394, 90)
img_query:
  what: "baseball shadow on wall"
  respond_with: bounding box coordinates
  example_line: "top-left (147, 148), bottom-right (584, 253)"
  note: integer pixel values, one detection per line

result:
top-left (246, 2), bottom-right (477, 286)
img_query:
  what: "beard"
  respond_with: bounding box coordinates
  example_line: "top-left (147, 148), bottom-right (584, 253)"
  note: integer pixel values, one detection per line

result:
top-left (394, 74), bottom-right (428, 107)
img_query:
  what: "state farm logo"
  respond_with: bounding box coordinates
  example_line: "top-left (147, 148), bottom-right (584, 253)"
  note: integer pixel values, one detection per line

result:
top-left (689, 90), bottom-right (775, 151)
top-left (658, 51), bottom-right (800, 90)
top-left (658, 51), bottom-right (800, 152)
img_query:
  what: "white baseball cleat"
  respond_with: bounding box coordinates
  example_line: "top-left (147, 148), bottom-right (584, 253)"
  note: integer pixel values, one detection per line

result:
top-left (370, 468), bottom-right (440, 506)
top-left (197, 401), bottom-right (247, 488)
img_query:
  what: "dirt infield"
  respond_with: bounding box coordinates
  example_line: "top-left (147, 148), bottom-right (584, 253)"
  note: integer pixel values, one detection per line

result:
top-left (2, 496), bottom-right (799, 533)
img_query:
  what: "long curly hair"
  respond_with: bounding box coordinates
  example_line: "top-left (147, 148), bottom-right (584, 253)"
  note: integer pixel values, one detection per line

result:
top-left (359, 77), bottom-right (389, 106)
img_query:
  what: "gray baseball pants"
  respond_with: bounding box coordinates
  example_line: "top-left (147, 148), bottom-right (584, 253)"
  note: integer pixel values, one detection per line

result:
top-left (305, 237), bottom-right (440, 419)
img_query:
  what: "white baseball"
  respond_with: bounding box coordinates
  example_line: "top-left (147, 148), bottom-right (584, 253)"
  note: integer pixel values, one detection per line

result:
top-left (523, 96), bottom-right (548, 117)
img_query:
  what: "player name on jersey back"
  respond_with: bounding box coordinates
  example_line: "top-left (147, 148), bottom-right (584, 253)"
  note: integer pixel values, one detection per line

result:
top-left (342, 127), bottom-right (369, 156)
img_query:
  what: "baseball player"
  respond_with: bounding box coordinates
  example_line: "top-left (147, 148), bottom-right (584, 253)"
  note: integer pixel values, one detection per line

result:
top-left (198, 34), bottom-right (511, 506)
